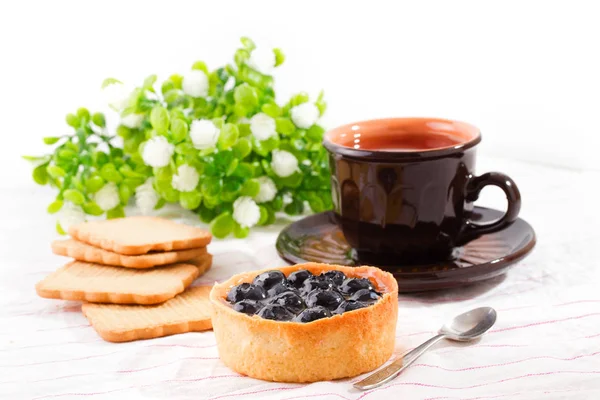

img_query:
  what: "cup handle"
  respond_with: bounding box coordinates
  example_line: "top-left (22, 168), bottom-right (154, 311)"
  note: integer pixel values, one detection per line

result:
top-left (459, 172), bottom-right (522, 243)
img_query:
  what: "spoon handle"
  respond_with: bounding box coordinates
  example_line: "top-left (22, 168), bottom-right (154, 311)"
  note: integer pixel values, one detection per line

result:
top-left (353, 333), bottom-right (446, 391)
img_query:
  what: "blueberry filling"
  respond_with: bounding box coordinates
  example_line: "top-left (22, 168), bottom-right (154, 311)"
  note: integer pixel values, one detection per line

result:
top-left (226, 270), bottom-right (382, 323)
top-left (287, 269), bottom-right (313, 289)
top-left (295, 306), bottom-right (332, 323)
top-left (233, 300), bottom-right (263, 315)
top-left (256, 304), bottom-right (295, 321)
top-left (226, 282), bottom-right (267, 303)
top-left (252, 270), bottom-right (287, 291)
top-left (305, 289), bottom-right (344, 311)
top-left (349, 288), bottom-right (381, 303)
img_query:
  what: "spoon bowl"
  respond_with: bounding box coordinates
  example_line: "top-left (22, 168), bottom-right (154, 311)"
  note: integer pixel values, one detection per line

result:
top-left (440, 306), bottom-right (497, 341)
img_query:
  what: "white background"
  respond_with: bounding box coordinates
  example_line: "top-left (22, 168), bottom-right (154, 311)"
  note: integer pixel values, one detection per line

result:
top-left (1, 0), bottom-right (599, 183)
top-left (2, 3), bottom-right (600, 399)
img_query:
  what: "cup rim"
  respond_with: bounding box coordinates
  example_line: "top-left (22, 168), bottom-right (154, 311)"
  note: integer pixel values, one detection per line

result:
top-left (323, 117), bottom-right (482, 161)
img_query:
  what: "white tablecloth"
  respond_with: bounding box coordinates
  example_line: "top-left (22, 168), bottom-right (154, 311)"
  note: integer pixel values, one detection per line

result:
top-left (2, 156), bottom-right (600, 400)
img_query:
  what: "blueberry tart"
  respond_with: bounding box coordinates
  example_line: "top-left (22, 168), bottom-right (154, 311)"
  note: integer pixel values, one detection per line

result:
top-left (210, 262), bottom-right (398, 382)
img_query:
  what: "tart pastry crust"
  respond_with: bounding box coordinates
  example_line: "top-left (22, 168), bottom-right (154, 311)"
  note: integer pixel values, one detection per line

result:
top-left (210, 262), bottom-right (398, 382)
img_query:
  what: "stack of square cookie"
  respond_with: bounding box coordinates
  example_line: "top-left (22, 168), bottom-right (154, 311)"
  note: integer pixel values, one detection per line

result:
top-left (35, 216), bottom-right (215, 342)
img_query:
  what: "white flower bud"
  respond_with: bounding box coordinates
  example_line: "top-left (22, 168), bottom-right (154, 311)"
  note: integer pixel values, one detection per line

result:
top-left (233, 196), bottom-right (261, 229)
top-left (103, 83), bottom-right (132, 111)
top-left (95, 183), bottom-right (120, 211)
top-left (250, 113), bottom-right (277, 141)
top-left (121, 113), bottom-right (144, 129)
top-left (58, 202), bottom-right (85, 232)
top-left (271, 150), bottom-right (299, 177)
top-left (142, 136), bottom-right (174, 168)
top-left (254, 176), bottom-right (277, 203)
top-left (172, 164), bottom-right (200, 192)
top-left (290, 102), bottom-right (320, 129)
top-left (135, 178), bottom-right (159, 215)
top-left (247, 47), bottom-right (276, 75)
top-left (190, 120), bottom-right (220, 150)
top-left (182, 70), bottom-right (209, 98)
top-left (224, 76), bottom-right (235, 92)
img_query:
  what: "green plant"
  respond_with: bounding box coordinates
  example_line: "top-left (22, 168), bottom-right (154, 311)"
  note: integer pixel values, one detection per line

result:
top-left (24, 37), bottom-right (332, 238)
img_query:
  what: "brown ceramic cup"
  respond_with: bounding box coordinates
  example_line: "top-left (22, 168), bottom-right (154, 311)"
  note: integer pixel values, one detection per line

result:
top-left (323, 117), bottom-right (521, 265)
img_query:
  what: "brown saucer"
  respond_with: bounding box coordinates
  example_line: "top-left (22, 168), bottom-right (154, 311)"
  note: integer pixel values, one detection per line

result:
top-left (276, 207), bottom-right (536, 292)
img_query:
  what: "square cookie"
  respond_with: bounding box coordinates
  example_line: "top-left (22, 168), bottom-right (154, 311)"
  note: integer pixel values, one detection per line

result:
top-left (69, 216), bottom-right (212, 255)
top-left (51, 239), bottom-right (208, 268)
top-left (35, 255), bottom-right (212, 305)
top-left (82, 286), bottom-right (213, 342)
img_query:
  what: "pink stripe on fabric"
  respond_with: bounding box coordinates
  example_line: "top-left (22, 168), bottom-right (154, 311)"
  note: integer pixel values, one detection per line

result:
top-left (145, 343), bottom-right (217, 349)
top-left (0, 351), bottom-right (124, 367)
top-left (208, 386), bottom-right (299, 399)
top-left (33, 324), bottom-right (90, 332)
top-left (117, 356), bottom-right (220, 373)
top-left (282, 393), bottom-right (353, 400)
top-left (411, 350), bottom-right (600, 372)
top-left (490, 312), bottom-right (600, 333)
top-left (30, 375), bottom-right (243, 399)
top-left (0, 339), bottom-right (103, 352)
top-left (355, 370), bottom-right (600, 398)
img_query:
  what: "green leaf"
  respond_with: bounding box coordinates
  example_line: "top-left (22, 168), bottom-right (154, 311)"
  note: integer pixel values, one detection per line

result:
top-left (83, 202), bottom-right (104, 216)
top-left (33, 165), bottom-right (49, 185)
top-left (240, 178), bottom-right (260, 197)
top-left (210, 212), bottom-right (234, 239)
top-left (100, 163), bottom-right (123, 183)
top-left (275, 118), bottom-right (296, 136)
top-left (179, 191), bottom-right (202, 210)
top-left (232, 137), bottom-right (252, 159)
top-left (233, 222), bottom-right (250, 238)
top-left (201, 176), bottom-right (222, 197)
top-left (107, 206), bottom-right (125, 219)
top-left (252, 135), bottom-right (280, 157)
top-left (306, 125), bottom-right (325, 142)
top-left (288, 93), bottom-right (309, 107)
top-left (316, 90), bottom-right (327, 115)
top-left (119, 183), bottom-right (132, 204)
top-left (47, 165), bottom-right (66, 178)
top-left (92, 112), bottom-right (106, 128)
top-left (143, 74), bottom-right (157, 91)
top-left (234, 83), bottom-right (258, 110)
top-left (56, 221), bottom-right (66, 235)
top-left (234, 49), bottom-right (250, 67)
top-left (258, 205), bottom-right (269, 225)
top-left (150, 106), bottom-right (170, 135)
top-left (101, 78), bottom-right (121, 89)
top-left (22, 155), bottom-right (46, 163)
top-left (192, 61), bottom-right (208, 74)
top-left (271, 195), bottom-right (283, 211)
top-left (65, 113), bottom-right (79, 128)
top-left (273, 48), bottom-right (285, 66)
top-left (261, 103), bottom-right (281, 118)
top-left (276, 171), bottom-right (303, 188)
top-left (175, 142), bottom-right (196, 156)
top-left (240, 37), bottom-right (256, 51)
top-left (225, 159), bottom-right (239, 177)
top-left (171, 119), bottom-right (188, 143)
top-left (43, 136), bottom-right (61, 145)
top-left (198, 205), bottom-right (216, 223)
top-left (85, 175), bottom-right (105, 193)
top-left (47, 200), bottom-right (63, 214)
top-left (169, 74), bottom-right (183, 89)
top-left (63, 189), bottom-right (85, 205)
top-left (154, 179), bottom-right (179, 202)
top-left (57, 149), bottom-right (77, 161)
top-left (232, 162), bottom-right (253, 179)
top-left (218, 124), bottom-right (239, 150)
top-left (77, 108), bottom-right (90, 123)
top-left (284, 198), bottom-right (304, 215)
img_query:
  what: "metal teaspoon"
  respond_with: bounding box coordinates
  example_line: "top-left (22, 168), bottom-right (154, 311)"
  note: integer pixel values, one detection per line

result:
top-left (354, 306), bottom-right (498, 390)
